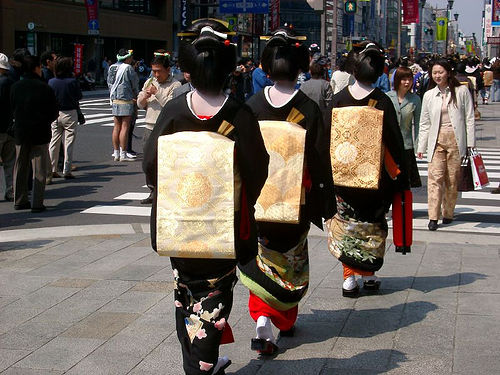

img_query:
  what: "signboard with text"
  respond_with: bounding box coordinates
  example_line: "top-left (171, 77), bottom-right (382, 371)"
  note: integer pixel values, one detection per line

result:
top-left (85, 0), bottom-right (99, 35)
top-left (493, 0), bottom-right (500, 26)
top-left (402, 0), bottom-right (419, 25)
top-left (74, 44), bottom-right (84, 75)
top-left (485, 4), bottom-right (493, 46)
top-left (270, 0), bottom-right (280, 31)
top-left (220, 0), bottom-right (269, 14)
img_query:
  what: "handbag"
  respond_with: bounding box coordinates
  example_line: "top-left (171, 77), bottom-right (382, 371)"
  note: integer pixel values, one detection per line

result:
top-left (457, 150), bottom-right (474, 192)
top-left (470, 148), bottom-right (489, 190)
top-left (77, 106), bottom-right (85, 125)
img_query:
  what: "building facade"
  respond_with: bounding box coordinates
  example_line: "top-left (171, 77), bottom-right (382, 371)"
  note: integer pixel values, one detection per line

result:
top-left (0, 0), bottom-right (173, 71)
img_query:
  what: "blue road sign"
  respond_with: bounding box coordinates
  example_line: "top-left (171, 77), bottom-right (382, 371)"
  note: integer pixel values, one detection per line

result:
top-left (220, 0), bottom-right (269, 14)
top-left (88, 19), bottom-right (99, 30)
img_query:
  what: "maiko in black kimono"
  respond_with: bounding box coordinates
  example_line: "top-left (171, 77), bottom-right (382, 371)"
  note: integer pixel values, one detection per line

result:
top-left (239, 87), bottom-right (336, 338)
top-left (143, 92), bottom-right (268, 374)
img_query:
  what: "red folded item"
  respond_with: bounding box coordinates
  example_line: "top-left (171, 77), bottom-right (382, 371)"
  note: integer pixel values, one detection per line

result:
top-left (392, 190), bottom-right (412, 254)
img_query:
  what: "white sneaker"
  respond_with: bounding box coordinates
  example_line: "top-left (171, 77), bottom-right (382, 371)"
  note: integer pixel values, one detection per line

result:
top-left (126, 152), bottom-right (137, 159)
top-left (119, 152), bottom-right (134, 162)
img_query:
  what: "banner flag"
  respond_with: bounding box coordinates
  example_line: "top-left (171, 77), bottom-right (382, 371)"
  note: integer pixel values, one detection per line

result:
top-left (402, 0), bottom-right (419, 25)
top-left (270, 0), bottom-right (280, 31)
top-left (73, 44), bottom-right (84, 75)
top-left (493, 0), bottom-right (500, 26)
top-left (85, 0), bottom-right (99, 35)
top-left (436, 17), bottom-right (448, 41)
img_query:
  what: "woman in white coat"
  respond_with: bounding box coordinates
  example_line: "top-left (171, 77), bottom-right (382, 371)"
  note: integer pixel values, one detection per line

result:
top-left (417, 58), bottom-right (475, 231)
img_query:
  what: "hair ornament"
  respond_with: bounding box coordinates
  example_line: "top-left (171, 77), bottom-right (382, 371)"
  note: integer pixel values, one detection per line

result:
top-left (354, 42), bottom-right (384, 56)
top-left (117, 49), bottom-right (133, 61)
top-left (154, 51), bottom-right (170, 57)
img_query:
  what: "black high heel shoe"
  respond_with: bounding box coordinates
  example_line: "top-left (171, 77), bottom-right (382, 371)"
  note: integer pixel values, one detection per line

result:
top-left (428, 220), bottom-right (438, 231)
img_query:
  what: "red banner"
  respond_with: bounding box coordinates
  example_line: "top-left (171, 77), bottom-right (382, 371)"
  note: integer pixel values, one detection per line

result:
top-left (402, 0), bottom-right (419, 25)
top-left (74, 44), bottom-right (84, 75)
top-left (85, 0), bottom-right (98, 22)
top-left (270, 0), bottom-right (280, 31)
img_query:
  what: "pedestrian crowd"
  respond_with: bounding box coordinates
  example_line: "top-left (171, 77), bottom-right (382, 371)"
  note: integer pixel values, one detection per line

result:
top-left (0, 17), bottom-right (498, 375)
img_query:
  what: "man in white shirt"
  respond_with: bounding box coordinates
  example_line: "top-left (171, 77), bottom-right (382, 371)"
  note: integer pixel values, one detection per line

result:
top-left (137, 50), bottom-right (181, 204)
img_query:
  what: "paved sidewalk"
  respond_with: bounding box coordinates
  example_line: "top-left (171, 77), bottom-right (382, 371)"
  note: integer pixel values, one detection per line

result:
top-left (0, 229), bottom-right (499, 375)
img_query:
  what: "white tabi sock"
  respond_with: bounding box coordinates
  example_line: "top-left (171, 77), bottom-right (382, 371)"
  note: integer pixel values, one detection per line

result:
top-left (256, 315), bottom-right (274, 342)
top-left (212, 356), bottom-right (230, 374)
top-left (343, 275), bottom-right (357, 290)
top-left (362, 275), bottom-right (378, 283)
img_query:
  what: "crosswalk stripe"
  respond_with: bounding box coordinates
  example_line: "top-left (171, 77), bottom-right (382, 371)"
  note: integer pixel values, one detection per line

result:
top-left (461, 191), bottom-right (500, 200)
top-left (412, 202), bottom-right (500, 215)
top-left (83, 113), bottom-right (113, 119)
top-left (81, 205), bottom-right (150, 216)
top-left (80, 98), bottom-right (110, 103)
top-left (388, 218), bottom-right (500, 234)
top-left (84, 117), bottom-right (145, 125)
top-left (416, 169), bottom-right (500, 179)
top-left (114, 192), bottom-right (150, 200)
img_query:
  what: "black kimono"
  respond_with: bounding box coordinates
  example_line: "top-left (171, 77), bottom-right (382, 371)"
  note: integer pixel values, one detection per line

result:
top-left (238, 88), bottom-right (335, 328)
top-left (327, 87), bottom-right (409, 273)
top-left (143, 92), bottom-right (269, 375)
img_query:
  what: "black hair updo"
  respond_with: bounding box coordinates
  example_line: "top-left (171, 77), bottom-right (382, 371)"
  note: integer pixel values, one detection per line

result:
top-left (347, 40), bottom-right (385, 84)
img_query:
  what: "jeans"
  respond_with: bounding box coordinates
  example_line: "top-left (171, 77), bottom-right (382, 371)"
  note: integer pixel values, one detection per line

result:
top-left (492, 79), bottom-right (500, 102)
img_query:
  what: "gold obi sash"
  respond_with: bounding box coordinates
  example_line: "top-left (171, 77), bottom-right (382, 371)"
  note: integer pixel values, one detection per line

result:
top-left (330, 103), bottom-right (384, 189)
top-left (156, 131), bottom-right (237, 259)
top-left (255, 117), bottom-right (307, 224)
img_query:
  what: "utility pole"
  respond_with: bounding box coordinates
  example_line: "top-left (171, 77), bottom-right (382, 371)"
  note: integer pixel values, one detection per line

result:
top-left (397, 0), bottom-right (401, 58)
top-left (331, 0), bottom-right (337, 69)
top-left (321, 0), bottom-right (327, 55)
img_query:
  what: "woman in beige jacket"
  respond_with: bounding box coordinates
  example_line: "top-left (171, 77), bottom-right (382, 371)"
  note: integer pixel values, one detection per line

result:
top-left (417, 58), bottom-right (475, 231)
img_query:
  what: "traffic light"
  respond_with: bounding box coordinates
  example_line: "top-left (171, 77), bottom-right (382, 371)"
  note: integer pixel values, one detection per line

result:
top-left (345, 1), bottom-right (357, 13)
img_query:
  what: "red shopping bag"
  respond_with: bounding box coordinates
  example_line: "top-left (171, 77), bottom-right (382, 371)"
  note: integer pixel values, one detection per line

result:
top-left (470, 148), bottom-right (489, 190)
top-left (392, 190), bottom-right (412, 254)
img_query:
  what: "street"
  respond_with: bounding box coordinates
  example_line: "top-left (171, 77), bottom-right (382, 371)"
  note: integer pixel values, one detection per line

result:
top-left (0, 92), bottom-right (499, 236)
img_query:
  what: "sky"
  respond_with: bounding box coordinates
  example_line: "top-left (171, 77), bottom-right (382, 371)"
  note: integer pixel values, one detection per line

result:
top-left (426, 0), bottom-right (483, 39)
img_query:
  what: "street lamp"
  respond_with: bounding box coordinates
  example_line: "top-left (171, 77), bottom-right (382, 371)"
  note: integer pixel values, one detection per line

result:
top-left (445, 0), bottom-right (454, 55)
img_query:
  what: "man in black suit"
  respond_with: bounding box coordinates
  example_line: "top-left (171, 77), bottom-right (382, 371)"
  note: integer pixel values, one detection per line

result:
top-left (10, 55), bottom-right (58, 213)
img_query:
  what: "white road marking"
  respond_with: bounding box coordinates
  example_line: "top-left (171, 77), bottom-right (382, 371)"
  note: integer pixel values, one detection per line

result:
top-left (412, 202), bottom-right (500, 216)
top-left (114, 192), bottom-right (150, 200)
top-left (81, 205), bottom-right (151, 216)
top-left (461, 191), bottom-right (500, 200)
top-left (388, 218), bottom-right (500, 235)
